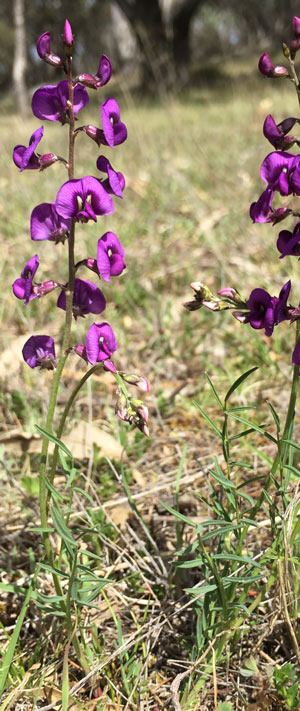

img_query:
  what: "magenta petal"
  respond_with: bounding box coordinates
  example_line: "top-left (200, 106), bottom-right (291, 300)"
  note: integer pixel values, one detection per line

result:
top-left (85, 323), bottom-right (100, 364)
top-left (96, 54), bottom-right (112, 86)
top-left (56, 177), bottom-right (114, 220)
top-left (31, 202), bottom-right (70, 241)
top-left (109, 253), bottom-right (125, 276)
top-left (22, 335), bottom-right (55, 368)
top-left (101, 103), bottom-right (114, 147)
top-left (37, 32), bottom-right (51, 59)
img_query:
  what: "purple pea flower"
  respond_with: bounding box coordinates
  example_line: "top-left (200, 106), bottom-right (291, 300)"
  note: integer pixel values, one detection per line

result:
top-left (100, 98), bottom-right (127, 147)
top-left (258, 53), bottom-right (289, 78)
top-left (277, 221), bottom-right (300, 258)
top-left (263, 115), bottom-right (299, 150)
top-left (13, 127), bottom-right (44, 172)
top-left (76, 54), bottom-right (112, 89)
top-left (31, 202), bottom-right (71, 242)
top-left (22, 335), bottom-right (56, 369)
top-left (57, 278), bottom-right (106, 319)
top-left (97, 232), bottom-right (126, 281)
top-left (55, 176), bottom-right (114, 223)
top-left (36, 32), bottom-right (63, 67)
top-left (32, 81), bottom-right (89, 123)
top-left (97, 155), bottom-right (125, 198)
top-left (12, 255), bottom-right (39, 304)
top-left (234, 281), bottom-right (291, 336)
top-left (250, 151), bottom-right (300, 222)
top-left (250, 186), bottom-right (274, 223)
top-left (85, 322), bottom-right (118, 364)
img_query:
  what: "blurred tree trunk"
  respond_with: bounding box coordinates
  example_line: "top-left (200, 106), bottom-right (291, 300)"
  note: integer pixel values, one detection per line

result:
top-left (171, 0), bottom-right (202, 84)
top-left (12, 0), bottom-right (27, 117)
top-left (113, 0), bottom-right (173, 91)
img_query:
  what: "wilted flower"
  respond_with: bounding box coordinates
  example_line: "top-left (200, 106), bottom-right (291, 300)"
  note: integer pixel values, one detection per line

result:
top-left (57, 278), bottom-right (106, 318)
top-left (119, 372), bottom-right (149, 392)
top-left (31, 202), bottom-right (71, 242)
top-left (22, 335), bottom-right (56, 369)
top-left (55, 176), bottom-right (114, 222)
top-left (32, 81), bottom-right (89, 123)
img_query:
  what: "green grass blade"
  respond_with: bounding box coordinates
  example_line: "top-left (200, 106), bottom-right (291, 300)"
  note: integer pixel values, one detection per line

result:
top-left (227, 413), bottom-right (277, 443)
top-left (0, 570), bottom-right (38, 698)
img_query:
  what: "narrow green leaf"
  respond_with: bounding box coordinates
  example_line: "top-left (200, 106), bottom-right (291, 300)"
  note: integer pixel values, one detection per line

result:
top-left (212, 553), bottom-right (261, 568)
top-left (201, 524), bottom-right (245, 541)
top-left (45, 478), bottom-right (65, 502)
top-left (192, 401), bottom-right (222, 438)
top-left (73, 487), bottom-right (94, 504)
top-left (282, 439), bottom-right (300, 452)
top-left (229, 428), bottom-right (256, 442)
top-left (225, 367), bottom-right (258, 403)
top-left (227, 414), bottom-right (277, 443)
top-left (177, 557), bottom-right (204, 569)
top-left (205, 373), bottom-right (224, 410)
top-left (51, 505), bottom-right (78, 550)
top-left (208, 468), bottom-right (236, 489)
top-left (185, 583), bottom-right (218, 595)
top-left (39, 562), bottom-right (69, 578)
top-left (0, 583), bottom-right (26, 595)
top-left (35, 425), bottom-right (72, 458)
top-left (223, 574), bottom-right (263, 583)
top-left (66, 467), bottom-right (78, 488)
top-left (0, 572), bottom-right (37, 696)
top-left (237, 490), bottom-right (255, 506)
top-left (159, 501), bottom-right (198, 527)
top-left (267, 402), bottom-right (281, 433)
top-left (283, 464), bottom-right (300, 478)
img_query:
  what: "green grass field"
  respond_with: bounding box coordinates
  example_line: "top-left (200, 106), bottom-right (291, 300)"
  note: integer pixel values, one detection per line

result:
top-left (1, 63), bottom-right (300, 709)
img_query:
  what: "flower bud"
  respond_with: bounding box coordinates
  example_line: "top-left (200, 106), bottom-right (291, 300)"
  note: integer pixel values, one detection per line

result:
top-left (82, 125), bottom-right (102, 145)
top-left (293, 16), bottom-right (300, 38)
top-left (76, 73), bottom-right (100, 90)
top-left (119, 372), bottom-right (149, 392)
top-left (39, 153), bottom-right (59, 170)
top-left (32, 280), bottom-right (59, 298)
top-left (282, 42), bottom-right (290, 59)
top-left (63, 19), bottom-right (74, 56)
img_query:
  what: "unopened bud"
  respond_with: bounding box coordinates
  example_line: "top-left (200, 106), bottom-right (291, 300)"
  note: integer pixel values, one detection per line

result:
top-left (76, 73), bottom-right (99, 89)
top-left (32, 280), bottom-right (58, 298)
top-left (282, 42), bottom-right (290, 59)
top-left (82, 125), bottom-right (103, 146)
top-left (293, 16), bottom-right (300, 38)
top-left (73, 344), bottom-right (88, 361)
top-left (119, 372), bottom-right (149, 392)
top-left (63, 19), bottom-right (74, 56)
top-left (39, 153), bottom-right (59, 170)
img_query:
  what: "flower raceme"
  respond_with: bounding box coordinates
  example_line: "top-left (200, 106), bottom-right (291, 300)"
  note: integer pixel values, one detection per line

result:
top-left (12, 18), bottom-right (149, 437)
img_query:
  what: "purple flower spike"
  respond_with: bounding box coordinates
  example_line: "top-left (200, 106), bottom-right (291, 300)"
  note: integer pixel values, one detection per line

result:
top-left (85, 322), bottom-right (118, 364)
top-left (13, 255), bottom-right (39, 304)
top-left (101, 98), bottom-right (127, 147)
top-left (22, 335), bottom-right (56, 369)
top-left (97, 155), bottom-right (125, 198)
top-left (263, 114), bottom-right (298, 150)
top-left (31, 202), bottom-right (70, 242)
top-left (277, 221), bottom-right (300, 257)
top-left (13, 126), bottom-right (44, 172)
top-left (55, 176), bottom-right (114, 223)
top-left (57, 278), bottom-right (106, 319)
top-left (97, 232), bottom-right (126, 282)
top-left (32, 81), bottom-right (89, 123)
top-left (37, 32), bottom-right (63, 67)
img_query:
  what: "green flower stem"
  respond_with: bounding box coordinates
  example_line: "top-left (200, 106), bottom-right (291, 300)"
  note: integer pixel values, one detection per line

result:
top-left (49, 364), bottom-right (103, 487)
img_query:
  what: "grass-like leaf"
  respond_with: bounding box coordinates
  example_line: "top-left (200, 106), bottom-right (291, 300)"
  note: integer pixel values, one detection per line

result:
top-left (35, 424), bottom-right (72, 458)
top-left (227, 413), bottom-right (277, 443)
top-left (205, 373), bottom-right (224, 410)
top-left (192, 401), bottom-right (222, 437)
top-left (212, 553), bottom-right (261, 568)
top-left (224, 366), bottom-right (258, 404)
